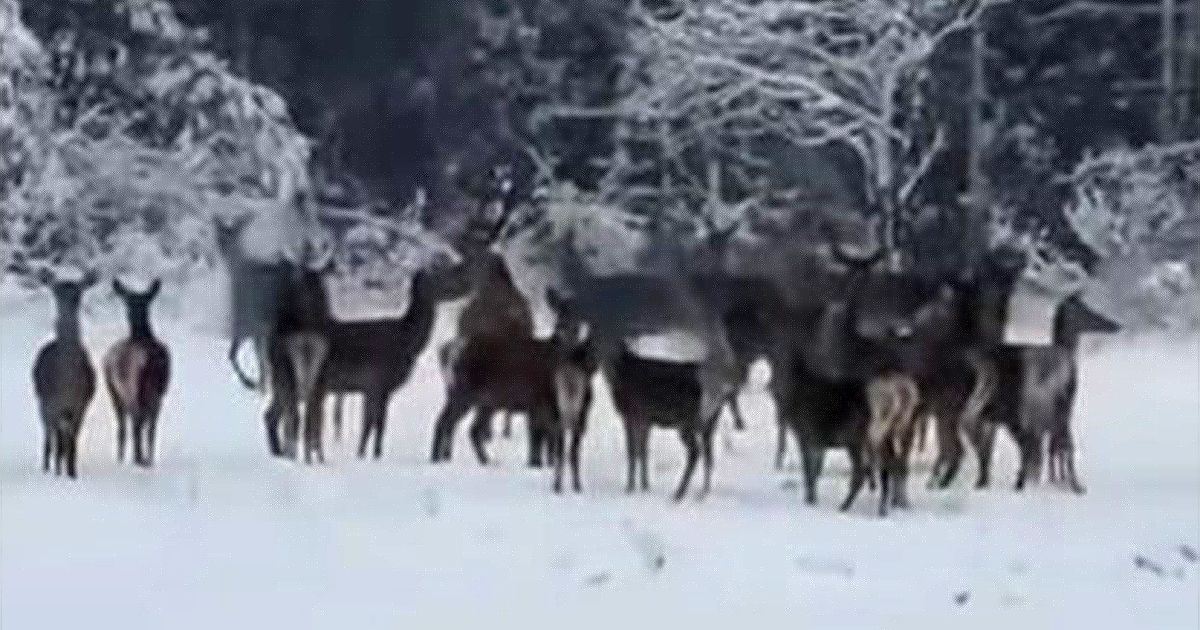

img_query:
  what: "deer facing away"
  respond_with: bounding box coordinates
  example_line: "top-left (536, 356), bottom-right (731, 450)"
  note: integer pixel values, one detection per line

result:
top-left (32, 269), bottom-right (99, 478)
top-left (104, 279), bottom-right (171, 467)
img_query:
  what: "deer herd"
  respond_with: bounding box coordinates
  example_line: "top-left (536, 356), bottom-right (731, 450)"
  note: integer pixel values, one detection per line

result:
top-left (27, 184), bottom-right (1121, 518)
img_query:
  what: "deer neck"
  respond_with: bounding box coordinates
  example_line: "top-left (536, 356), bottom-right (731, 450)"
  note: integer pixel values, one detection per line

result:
top-left (54, 314), bottom-right (83, 345)
top-left (402, 280), bottom-right (438, 344)
top-left (127, 313), bottom-right (155, 340)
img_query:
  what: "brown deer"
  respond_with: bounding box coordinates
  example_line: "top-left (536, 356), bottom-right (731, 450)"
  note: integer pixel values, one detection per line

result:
top-left (438, 252), bottom-right (535, 443)
top-left (104, 279), bottom-right (171, 467)
top-left (32, 269), bottom-right (99, 478)
top-left (430, 293), bottom-right (596, 492)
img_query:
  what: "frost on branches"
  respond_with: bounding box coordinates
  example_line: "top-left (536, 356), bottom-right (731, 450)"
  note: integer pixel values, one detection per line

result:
top-left (1064, 141), bottom-right (1200, 328)
top-left (626, 0), bottom-right (996, 257)
top-left (0, 0), bottom-right (315, 286)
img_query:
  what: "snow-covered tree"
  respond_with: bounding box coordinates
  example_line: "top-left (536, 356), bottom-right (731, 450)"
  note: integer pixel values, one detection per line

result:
top-left (622, 0), bottom-right (1000, 263)
top-left (1062, 140), bottom-right (1200, 326)
top-left (1, 0), bottom-right (316, 284)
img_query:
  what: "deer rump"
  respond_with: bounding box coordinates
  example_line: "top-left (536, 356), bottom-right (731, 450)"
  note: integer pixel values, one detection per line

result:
top-left (103, 341), bottom-right (169, 415)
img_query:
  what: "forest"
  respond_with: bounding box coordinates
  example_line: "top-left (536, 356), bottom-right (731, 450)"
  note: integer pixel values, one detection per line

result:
top-left (3, 0), bottom-right (1198, 326)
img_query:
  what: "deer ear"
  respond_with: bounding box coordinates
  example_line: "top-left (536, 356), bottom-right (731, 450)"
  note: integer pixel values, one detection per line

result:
top-left (147, 278), bottom-right (162, 299)
top-left (112, 278), bottom-right (128, 297)
top-left (81, 269), bottom-right (100, 289)
top-left (35, 268), bottom-right (55, 287)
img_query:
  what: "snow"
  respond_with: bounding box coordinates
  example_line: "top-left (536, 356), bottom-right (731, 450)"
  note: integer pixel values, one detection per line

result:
top-left (1, 295), bottom-right (1197, 629)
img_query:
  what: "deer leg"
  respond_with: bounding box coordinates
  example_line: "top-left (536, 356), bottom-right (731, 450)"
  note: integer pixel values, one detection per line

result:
top-left (52, 426), bottom-right (64, 476)
top-left (569, 424), bottom-right (585, 493)
top-left (890, 451), bottom-right (909, 510)
top-left (369, 392), bottom-right (390, 460)
top-left (65, 426), bottom-right (79, 480)
top-left (1014, 430), bottom-right (1041, 492)
top-left (970, 422), bottom-right (997, 489)
top-left (637, 424), bottom-right (651, 492)
top-left (42, 427), bottom-right (52, 473)
top-left (146, 415), bottom-right (157, 467)
top-left (116, 413), bottom-right (128, 464)
top-left (728, 392), bottom-right (746, 432)
top-left (331, 395), bottom-right (344, 444)
top-left (303, 390), bottom-right (325, 465)
top-left (840, 448), bottom-right (868, 512)
top-left (774, 416), bottom-right (788, 470)
top-left (877, 453), bottom-right (892, 518)
top-left (359, 392), bottom-right (382, 460)
top-left (526, 421), bottom-right (548, 468)
top-left (107, 379), bottom-right (126, 463)
top-left (931, 405), bottom-right (966, 490)
top-left (280, 399), bottom-right (300, 461)
top-left (469, 407), bottom-right (495, 466)
top-left (699, 424), bottom-right (716, 499)
top-left (128, 414), bottom-right (144, 467)
top-left (797, 433), bottom-right (824, 507)
top-left (1051, 425), bottom-right (1086, 495)
top-left (673, 428), bottom-right (700, 502)
top-left (430, 389), bottom-right (471, 463)
top-left (263, 396), bottom-right (285, 458)
top-left (622, 421), bottom-right (637, 494)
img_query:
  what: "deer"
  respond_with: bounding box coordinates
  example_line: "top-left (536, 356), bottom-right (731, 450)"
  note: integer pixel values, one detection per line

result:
top-left (213, 214), bottom-right (292, 392)
top-left (305, 262), bottom-right (462, 460)
top-left (682, 214), bottom-right (791, 435)
top-left (970, 290), bottom-right (1120, 494)
top-left (104, 279), bottom-right (171, 467)
top-left (769, 226), bottom-right (958, 515)
top-left (430, 290), bottom-right (597, 492)
top-left (539, 288), bottom-right (722, 502)
top-left (438, 231), bottom-right (536, 446)
top-left (552, 225), bottom-right (741, 452)
top-left (32, 269), bottom-right (99, 479)
top-left (919, 244), bottom-right (1029, 489)
top-left (261, 254), bottom-right (334, 463)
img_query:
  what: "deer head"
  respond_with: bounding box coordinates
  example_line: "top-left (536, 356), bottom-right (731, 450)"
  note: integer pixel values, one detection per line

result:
top-left (38, 268), bottom-right (99, 338)
top-left (113, 278), bottom-right (162, 336)
top-left (1053, 293), bottom-right (1120, 348)
top-left (212, 214), bottom-right (254, 260)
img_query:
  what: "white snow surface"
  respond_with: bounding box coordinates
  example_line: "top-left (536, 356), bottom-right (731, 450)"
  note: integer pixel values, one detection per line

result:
top-left (1, 297), bottom-right (1197, 629)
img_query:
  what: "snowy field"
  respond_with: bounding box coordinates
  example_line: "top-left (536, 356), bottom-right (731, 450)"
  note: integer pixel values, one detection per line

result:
top-left (1, 296), bottom-right (1197, 629)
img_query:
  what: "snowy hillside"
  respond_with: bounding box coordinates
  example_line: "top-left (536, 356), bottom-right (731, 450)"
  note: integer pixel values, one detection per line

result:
top-left (1, 304), bottom-right (1197, 629)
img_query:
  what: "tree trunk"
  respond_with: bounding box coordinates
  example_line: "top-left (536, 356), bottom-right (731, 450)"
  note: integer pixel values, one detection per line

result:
top-left (966, 18), bottom-right (989, 264)
top-left (1161, 0), bottom-right (1179, 142)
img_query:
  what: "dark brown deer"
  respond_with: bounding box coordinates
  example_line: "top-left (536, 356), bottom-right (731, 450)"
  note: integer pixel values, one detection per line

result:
top-left (262, 256), bottom-right (333, 462)
top-left (430, 294), bottom-right (596, 492)
top-left (554, 227), bottom-right (740, 442)
top-left (104, 279), bottom-right (171, 467)
top-left (770, 228), bottom-right (958, 515)
top-left (919, 245), bottom-right (1029, 489)
top-left (305, 265), bottom-right (461, 460)
top-left (32, 269), bottom-right (99, 478)
top-left (543, 286), bottom-right (723, 501)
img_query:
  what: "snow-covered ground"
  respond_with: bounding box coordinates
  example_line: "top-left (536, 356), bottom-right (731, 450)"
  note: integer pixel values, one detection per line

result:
top-left (2, 296), bottom-right (1197, 629)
